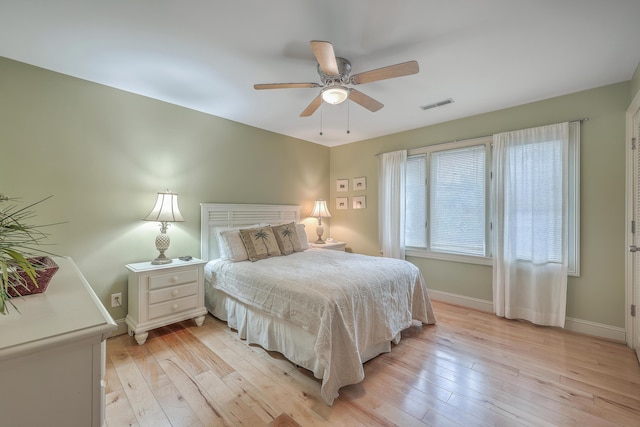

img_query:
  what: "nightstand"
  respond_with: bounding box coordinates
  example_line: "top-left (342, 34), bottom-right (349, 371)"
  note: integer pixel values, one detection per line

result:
top-left (125, 258), bottom-right (207, 345)
top-left (311, 241), bottom-right (346, 251)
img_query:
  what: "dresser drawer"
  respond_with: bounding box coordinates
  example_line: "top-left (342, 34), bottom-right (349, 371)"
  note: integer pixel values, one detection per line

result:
top-left (148, 282), bottom-right (198, 305)
top-left (149, 294), bottom-right (199, 319)
top-left (149, 269), bottom-right (198, 290)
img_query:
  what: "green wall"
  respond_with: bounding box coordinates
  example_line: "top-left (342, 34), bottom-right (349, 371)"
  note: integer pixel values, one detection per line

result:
top-left (330, 82), bottom-right (630, 328)
top-left (0, 57), bottom-right (329, 322)
top-left (1, 54), bottom-right (635, 331)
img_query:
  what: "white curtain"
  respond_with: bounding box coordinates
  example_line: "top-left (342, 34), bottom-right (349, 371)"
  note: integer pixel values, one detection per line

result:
top-left (492, 123), bottom-right (569, 327)
top-left (378, 150), bottom-right (407, 259)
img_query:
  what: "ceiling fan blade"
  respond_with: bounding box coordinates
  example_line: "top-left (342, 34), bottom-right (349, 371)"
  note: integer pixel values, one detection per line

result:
top-left (348, 89), bottom-right (383, 112)
top-left (350, 60), bottom-right (419, 85)
top-left (310, 40), bottom-right (339, 76)
top-left (254, 82), bottom-right (320, 90)
top-left (300, 95), bottom-right (322, 117)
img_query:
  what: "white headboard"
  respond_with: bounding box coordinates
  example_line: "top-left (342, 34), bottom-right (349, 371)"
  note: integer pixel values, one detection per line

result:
top-left (200, 203), bottom-right (301, 261)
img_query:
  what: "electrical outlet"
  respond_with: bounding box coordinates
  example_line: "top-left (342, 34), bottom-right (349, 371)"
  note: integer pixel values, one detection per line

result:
top-left (111, 292), bottom-right (122, 308)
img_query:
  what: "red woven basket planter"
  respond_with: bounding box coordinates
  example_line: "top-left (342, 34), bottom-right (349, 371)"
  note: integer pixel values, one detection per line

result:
top-left (6, 256), bottom-right (59, 298)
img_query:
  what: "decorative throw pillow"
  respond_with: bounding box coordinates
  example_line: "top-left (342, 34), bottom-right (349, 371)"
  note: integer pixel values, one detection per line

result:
top-left (295, 223), bottom-right (310, 250)
top-left (272, 222), bottom-right (302, 255)
top-left (239, 226), bottom-right (282, 261)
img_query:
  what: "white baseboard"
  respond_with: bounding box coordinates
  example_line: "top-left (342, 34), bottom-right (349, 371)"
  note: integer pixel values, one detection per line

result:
top-left (428, 289), bottom-right (494, 313)
top-left (564, 317), bottom-right (626, 342)
top-left (108, 317), bottom-right (129, 337)
top-left (428, 289), bottom-right (626, 343)
top-left (107, 293), bottom-right (626, 343)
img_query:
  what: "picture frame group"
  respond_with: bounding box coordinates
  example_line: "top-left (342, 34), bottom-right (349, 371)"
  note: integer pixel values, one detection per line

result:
top-left (335, 177), bottom-right (367, 210)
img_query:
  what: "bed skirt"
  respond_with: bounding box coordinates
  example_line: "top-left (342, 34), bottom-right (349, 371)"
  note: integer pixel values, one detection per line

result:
top-left (206, 288), bottom-right (396, 394)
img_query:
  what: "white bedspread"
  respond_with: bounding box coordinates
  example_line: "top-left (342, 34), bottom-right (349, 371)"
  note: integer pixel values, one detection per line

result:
top-left (205, 248), bottom-right (436, 405)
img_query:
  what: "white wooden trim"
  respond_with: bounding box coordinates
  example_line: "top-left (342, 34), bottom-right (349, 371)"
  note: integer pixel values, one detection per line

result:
top-left (428, 289), bottom-right (494, 312)
top-left (429, 289), bottom-right (625, 342)
top-left (625, 90), bottom-right (640, 348)
top-left (108, 318), bottom-right (129, 337)
top-left (568, 121), bottom-right (581, 276)
top-left (564, 317), bottom-right (626, 343)
top-left (407, 250), bottom-right (493, 266)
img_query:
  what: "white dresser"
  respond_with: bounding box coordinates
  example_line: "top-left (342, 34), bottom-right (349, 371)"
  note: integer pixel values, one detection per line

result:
top-left (0, 256), bottom-right (117, 427)
top-left (125, 258), bottom-right (207, 345)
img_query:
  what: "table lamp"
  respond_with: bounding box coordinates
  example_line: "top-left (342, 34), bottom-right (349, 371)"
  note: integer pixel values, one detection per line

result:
top-left (310, 200), bottom-right (332, 244)
top-left (143, 190), bottom-right (185, 264)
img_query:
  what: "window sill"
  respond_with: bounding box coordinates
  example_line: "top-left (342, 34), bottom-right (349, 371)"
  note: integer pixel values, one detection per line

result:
top-left (405, 249), bottom-right (493, 266)
top-left (405, 249), bottom-right (579, 276)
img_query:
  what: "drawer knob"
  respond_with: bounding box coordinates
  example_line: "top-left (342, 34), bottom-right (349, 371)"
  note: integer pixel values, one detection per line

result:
top-left (172, 304), bottom-right (179, 311)
top-left (171, 276), bottom-right (179, 283)
top-left (172, 289), bottom-right (179, 296)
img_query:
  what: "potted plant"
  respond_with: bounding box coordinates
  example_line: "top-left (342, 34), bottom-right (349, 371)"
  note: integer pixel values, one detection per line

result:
top-left (0, 194), bottom-right (58, 314)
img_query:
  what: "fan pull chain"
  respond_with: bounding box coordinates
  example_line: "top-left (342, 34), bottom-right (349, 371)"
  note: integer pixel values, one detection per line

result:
top-left (319, 101), bottom-right (323, 136)
top-left (346, 101), bottom-right (350, 134)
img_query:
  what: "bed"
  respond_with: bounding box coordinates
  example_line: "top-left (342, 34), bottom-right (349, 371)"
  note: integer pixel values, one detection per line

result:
top-left (200, 203), bottom-right (436, 405)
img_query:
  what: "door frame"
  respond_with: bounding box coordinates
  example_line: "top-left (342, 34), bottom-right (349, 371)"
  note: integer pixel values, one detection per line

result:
top-left (625, 88), bottom-right (640, 358)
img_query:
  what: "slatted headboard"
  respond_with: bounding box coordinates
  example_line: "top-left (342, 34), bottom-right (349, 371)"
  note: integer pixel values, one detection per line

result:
top-left (200, 203), bottom-right (301, 261)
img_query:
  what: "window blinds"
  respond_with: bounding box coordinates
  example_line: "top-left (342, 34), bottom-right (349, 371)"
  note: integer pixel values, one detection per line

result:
top-left (405, 155), bottom-right (426, 247)
top-left (430, 145), bottom-right (486, 256)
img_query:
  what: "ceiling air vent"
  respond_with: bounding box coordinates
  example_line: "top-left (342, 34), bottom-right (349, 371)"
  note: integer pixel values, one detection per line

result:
top-left (420, 98), bottom-right (454, 111)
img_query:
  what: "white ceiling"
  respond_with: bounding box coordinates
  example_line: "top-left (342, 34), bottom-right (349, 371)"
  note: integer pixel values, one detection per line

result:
top-left (2, 1), bottom-right (639, 147)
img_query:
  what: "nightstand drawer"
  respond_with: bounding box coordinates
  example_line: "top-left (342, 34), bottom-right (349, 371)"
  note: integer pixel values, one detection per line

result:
top-left (149, 282), bottom-right (198, 304)
top-left (149, 269), bottom-right (198, 290)
top-left (149, 294), bottom-right (199, 319)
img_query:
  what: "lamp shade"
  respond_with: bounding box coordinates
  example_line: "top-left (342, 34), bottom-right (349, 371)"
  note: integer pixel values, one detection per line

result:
top-left (143, 191), bottom-right (185, 223)
top-left (310, 200), bottom-right (332, 218)
top-left (321, 86), bottom-right (349, 105)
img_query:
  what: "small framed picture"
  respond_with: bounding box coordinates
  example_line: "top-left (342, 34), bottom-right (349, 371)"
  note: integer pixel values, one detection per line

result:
top-left (352, 177), bottom-right (367, 191)
top-left (336, 197), bottom-right (348, 210)
top-left (336, 179), bottom-right (349, 192)
top-left (353, 196), bottom-right (366, 210)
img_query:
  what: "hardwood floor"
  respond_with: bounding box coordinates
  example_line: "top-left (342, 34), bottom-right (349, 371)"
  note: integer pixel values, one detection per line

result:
top-left (105, 301), bottom-right (640, 426)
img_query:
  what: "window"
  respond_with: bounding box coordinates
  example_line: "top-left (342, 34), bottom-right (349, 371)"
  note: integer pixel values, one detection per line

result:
top-left (406, 137), bottom-right (492, 263)
top-left (404, 123), bottom-right (579, 275)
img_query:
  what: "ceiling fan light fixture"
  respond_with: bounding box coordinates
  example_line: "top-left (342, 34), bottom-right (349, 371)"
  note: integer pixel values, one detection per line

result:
top-left (321, 86), bottom-right (349, 105)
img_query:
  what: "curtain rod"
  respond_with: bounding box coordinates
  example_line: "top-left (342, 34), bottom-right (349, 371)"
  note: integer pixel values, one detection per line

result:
top-left (374, 118), bottom-right (589, 157)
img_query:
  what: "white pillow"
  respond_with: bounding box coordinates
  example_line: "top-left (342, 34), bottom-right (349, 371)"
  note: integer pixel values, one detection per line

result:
top-left (296, 223), bottom-right (310, 250)
top-left (216, 225), bottom-right (260, 262)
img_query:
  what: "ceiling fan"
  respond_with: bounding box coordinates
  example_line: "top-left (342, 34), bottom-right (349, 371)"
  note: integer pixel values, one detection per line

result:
top-left (254, 40), bottom-right (419, 117)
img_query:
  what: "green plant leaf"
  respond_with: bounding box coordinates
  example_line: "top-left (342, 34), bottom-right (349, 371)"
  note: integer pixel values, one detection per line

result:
top-left (4, 248), bottom-right (38, 285)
